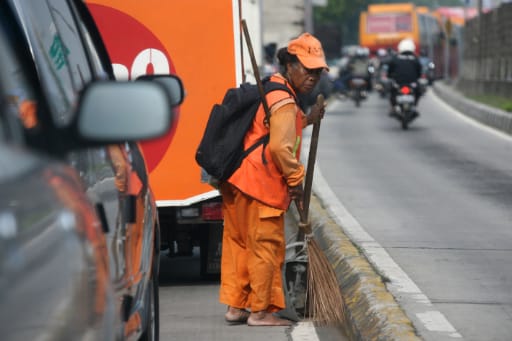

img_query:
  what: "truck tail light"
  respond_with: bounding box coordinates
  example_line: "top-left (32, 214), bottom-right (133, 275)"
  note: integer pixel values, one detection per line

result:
top-left (202, 202), bottom-right (223, 220)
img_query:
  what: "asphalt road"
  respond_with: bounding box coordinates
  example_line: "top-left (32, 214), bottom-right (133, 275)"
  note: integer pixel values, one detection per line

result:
top-left (315, 89), bottom-right (512, 340)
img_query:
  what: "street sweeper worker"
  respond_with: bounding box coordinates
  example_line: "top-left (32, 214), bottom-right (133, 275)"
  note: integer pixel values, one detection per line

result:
top-left (219, 32), bottom-right (328, 326)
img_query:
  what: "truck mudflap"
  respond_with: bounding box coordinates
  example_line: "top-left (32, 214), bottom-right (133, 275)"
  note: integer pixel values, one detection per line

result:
top-left (200, 222), bottom-right (223, 278)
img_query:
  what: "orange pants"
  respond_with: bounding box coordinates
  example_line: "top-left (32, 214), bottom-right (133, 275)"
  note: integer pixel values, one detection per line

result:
top-left (219, 182), bottom-right (286, 313)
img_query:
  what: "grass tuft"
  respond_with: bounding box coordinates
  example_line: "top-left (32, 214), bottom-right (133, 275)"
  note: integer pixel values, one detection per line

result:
top-left (468, 94), bottom-right (512, 112)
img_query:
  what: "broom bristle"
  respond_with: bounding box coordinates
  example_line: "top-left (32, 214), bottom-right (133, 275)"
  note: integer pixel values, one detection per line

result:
top-left (306, 239), bottom-right (345, 326)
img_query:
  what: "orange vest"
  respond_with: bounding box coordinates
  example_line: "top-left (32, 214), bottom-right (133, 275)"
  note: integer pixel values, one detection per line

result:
top-left (228, 75), bottom-right (303, 210)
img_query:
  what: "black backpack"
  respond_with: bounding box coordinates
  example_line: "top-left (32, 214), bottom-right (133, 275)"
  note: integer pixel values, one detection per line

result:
top-left (195, 78), bottom-right (294, 182)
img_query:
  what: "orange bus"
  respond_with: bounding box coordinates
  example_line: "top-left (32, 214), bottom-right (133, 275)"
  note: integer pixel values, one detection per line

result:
top-left (359, 3), bottom-right (442, 56)
top-left (359, 3), bottom-right (418, 53)
top-left (359, 3), bottom-right (446, 79)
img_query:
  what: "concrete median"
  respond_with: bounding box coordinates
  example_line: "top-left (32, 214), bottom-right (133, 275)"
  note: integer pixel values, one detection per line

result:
top-left (433, 81), bottom-right (512, 136)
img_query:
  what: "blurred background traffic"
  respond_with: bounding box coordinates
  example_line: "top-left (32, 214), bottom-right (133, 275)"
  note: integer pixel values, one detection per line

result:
top-left (253, 0), bottom-right (511, 113)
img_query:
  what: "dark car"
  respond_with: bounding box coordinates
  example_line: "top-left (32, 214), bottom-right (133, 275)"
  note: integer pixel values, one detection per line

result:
top-left (0, 1), bottom-right (184, 340)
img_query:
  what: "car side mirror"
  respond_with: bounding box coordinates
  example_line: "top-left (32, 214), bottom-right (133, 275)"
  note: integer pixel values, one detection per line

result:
top-left (76, 80), bottom-right (173, 143)
top-left (136, 74), bottom-right (185, 108)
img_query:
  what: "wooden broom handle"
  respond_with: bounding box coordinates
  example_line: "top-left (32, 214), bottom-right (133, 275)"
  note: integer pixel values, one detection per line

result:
top-left (302, 94), bottom-right (324, 223)
top-left (241, 19), bottom-right (271, 125)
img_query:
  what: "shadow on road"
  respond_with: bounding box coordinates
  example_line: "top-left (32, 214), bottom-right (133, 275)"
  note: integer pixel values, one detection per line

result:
top-left (158, 247), bottom-right (219, 286)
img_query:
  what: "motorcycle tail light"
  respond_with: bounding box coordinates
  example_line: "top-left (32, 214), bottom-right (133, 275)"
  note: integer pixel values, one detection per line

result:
top-left (401, 86), bottom-right (411, 94)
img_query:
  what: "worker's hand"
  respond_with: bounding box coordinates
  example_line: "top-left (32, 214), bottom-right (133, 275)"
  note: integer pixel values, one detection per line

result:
top-left (288, 184), bottom-right (304, 211)
top-left (288, 183), bottom-right (303, 200)
top-left (307, 94), bottom-right (326, 125)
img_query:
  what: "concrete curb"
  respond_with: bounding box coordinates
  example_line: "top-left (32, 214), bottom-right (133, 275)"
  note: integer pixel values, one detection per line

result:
top-left (432, 81), bottom-right (512, 136)
top-left (289, 194), bottom-right (420, 341)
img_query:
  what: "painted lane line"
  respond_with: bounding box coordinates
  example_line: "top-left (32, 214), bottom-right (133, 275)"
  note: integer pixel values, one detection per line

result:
top-left (291, 321), bottom-right (320, 341)
top-left (417, 311), bottom-right (459, 333)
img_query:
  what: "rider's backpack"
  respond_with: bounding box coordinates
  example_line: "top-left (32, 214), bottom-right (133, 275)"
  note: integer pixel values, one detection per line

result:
top-left (195, 78), bottom-right (294, 182)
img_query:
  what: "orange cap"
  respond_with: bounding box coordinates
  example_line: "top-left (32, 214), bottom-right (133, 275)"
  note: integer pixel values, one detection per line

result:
top-left (287, 33), bottom-right (329, 70)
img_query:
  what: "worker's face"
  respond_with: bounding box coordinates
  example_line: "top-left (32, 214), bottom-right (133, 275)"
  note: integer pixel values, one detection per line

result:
top-left (288, 62), bottom-right (323, 94)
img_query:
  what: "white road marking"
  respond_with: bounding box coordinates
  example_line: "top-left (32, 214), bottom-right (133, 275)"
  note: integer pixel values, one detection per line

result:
top-left (417, 311), bottom-right (461, 335)
top-left (291, 321), bottom-right (320, 341)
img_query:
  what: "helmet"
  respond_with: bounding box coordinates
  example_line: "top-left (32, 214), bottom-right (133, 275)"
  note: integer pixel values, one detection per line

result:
top-left (397, 38), bottom-right (415, 54)
top-left (355, 47), bottom-right (366, 57)
top-left (377, 48), bottom-right (387, 57)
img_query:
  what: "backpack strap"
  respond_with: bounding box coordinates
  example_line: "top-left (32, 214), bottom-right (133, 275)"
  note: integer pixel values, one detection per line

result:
top-left (242, 134), bottom-right (269, 164)
top-left (261, 76), bottom-right (297, 127)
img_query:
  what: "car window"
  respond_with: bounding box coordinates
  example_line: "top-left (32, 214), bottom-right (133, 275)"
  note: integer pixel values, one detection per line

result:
top-left (77, 23), bottom-right (109, 80)
top-left (71, 1), bottom-right (111, 80)
top-left (0, 8), bottom-right (39, 144)
top-left (0, 9), bottom-right (50, 179)
top-left (11, 0), bottom-right (93, 126)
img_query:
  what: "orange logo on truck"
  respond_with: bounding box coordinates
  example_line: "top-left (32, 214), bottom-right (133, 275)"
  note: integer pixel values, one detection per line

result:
top-left (87, 4), bottom-right (179, 172)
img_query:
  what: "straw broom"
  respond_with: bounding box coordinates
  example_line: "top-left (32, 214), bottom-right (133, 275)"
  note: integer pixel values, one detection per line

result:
top-left (295, 94), bottom-right (345, 325)
top-left (241, 19), bottom-right (345, 325)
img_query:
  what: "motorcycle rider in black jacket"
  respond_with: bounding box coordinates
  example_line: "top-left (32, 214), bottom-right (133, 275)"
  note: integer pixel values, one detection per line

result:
top-left (387, 38), bottom-right (422, 116)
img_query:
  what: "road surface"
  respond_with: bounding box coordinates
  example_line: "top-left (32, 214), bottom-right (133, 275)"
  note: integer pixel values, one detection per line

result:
top-left (315, 89), bottom-right (512, 340)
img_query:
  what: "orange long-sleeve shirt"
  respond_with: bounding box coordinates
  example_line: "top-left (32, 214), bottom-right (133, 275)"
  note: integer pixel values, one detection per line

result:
top-left (269, 101), bottom-right (307, 187)
top-left (228, 74), bottom-right (307, 209)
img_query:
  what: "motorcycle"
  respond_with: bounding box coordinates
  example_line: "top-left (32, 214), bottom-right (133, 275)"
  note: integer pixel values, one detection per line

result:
top-left (390, 81), bottom-right (419, 130)
top-left (419, 57), bottom-right (436, 86)
top-left (374, 64), bottom-right (391, 98)
top-left (348, 77), bottom-right (367, 107)
top-left (418, 74), bottom-right (428, 97)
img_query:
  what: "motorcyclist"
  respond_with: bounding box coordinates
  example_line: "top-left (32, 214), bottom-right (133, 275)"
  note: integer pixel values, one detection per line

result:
top-left (334, 47), bottom-right (354, 96)
top-left (387, 38), bottom-right (422, 115)
top-left (346, 47), bottom-right (372, 91)
top-left (374, 48), bottom-right (391, 97)
top-left (377, 48), bottom-right (393, 71)
top-left (418, 48), bottom-right (434, 85)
